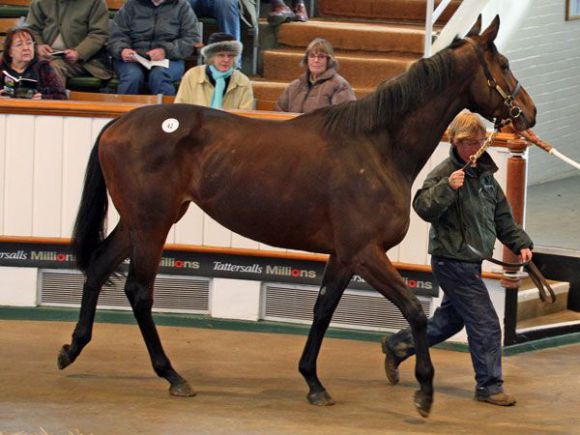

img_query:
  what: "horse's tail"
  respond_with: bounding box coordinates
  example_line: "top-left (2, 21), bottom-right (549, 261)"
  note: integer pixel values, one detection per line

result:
top-left (72, 121), bottom-right (115, 273)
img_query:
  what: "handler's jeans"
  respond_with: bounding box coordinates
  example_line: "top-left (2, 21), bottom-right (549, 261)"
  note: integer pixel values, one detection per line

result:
top-left (387, 256), bottom-right (503, 397)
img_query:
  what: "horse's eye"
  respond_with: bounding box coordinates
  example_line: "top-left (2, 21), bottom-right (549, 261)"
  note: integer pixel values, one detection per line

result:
top-left (501, 61), bottom-right (510, 71)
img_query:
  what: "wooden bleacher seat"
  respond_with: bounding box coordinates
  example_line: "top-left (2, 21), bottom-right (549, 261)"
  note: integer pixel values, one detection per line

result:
top-left (0, 17), bottom-right (20, 47)
top-left (255, 100), bottom-right (276, 111)
top-left (0, 4), bottom-right (28, 18)
top-left (69, 90), bottom-right (162, 104)
top-left (0, 0), bottom-right (30, 6)
top-left (106, 0), bottom-right (126, 10)
top-left (0, 17), bottom-right (19, 33)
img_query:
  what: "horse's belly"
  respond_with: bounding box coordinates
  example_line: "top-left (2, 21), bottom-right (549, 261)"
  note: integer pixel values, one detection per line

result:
top-left (199, 198), bottom-right (333, 254)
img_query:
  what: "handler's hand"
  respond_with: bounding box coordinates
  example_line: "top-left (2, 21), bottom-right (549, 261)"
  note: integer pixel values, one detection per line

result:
top-left (520, 248), bottom-right (533, 263)
top-left (448, 169), bottom-right (465, 190)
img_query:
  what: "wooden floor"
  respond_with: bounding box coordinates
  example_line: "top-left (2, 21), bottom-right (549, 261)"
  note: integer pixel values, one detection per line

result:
top-left (1, 320), bottom-right (580, 434)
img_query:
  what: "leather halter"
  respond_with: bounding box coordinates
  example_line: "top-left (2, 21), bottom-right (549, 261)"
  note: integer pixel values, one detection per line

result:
top-left (466, 38), bottom-right (523, 129)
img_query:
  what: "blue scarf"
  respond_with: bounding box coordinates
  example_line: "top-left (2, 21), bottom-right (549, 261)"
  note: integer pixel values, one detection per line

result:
top-left (209, 65), bottom-right (234, 109)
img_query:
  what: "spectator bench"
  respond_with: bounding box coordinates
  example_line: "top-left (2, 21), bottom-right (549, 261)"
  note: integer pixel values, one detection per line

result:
top-left (0, 0), bottom-right (259, 92)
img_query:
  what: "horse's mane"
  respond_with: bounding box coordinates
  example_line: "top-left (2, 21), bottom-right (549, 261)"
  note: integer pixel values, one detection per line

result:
top-left (322, 38), bottom-right (465, 135)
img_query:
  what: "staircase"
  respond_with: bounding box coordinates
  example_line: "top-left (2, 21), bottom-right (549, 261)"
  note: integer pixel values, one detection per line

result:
top-left (252, 0), bottom-right (462, 110)
top-left (517, 278), bottom-right (571, 329)
top-left (516, 251), bottom-right (580, 335)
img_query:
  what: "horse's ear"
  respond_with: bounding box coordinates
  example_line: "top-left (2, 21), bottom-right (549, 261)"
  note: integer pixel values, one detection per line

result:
top-left (480, 15), bottom-right (500, 46)
top-left (466, 14), bottom-right (482, 37)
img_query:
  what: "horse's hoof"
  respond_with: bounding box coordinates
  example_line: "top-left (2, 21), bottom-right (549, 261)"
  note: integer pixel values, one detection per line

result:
top-left (307, 390), bottom-right (335, 406)
top-left (57, 344), bottom-right (72, 370)
top-left (169, 381), bottom-right (196, 397)
top-left (414, 390), bottom-right (433, 418)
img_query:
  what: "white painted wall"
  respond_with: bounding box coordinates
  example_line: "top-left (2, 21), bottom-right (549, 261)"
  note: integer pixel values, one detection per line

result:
top-left (0, 267), bottom-right (37, 306)
top-left (210, 278), bottom-right (262, 321)
top-left (503, 0), bottom-right (580, 185)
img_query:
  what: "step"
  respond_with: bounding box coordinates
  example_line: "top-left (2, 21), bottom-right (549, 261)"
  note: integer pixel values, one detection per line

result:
top-left (516, 309), bottom-right (580, 331)
top-left (517, 278), bottom-right (570, 322)
top-left (277, 20), bottom-right (424, 55)
top-left (318, 0), bottom-right (461, 24)
top-left (251, 79), bottom-right (374, 110)
top-left (262, 48), bottom-right (417, 89)
top-left (251, 79), bottom-right (374, 100)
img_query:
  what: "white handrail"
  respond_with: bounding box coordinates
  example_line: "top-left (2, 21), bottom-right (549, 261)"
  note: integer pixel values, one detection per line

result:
top-left (425, 0), bottom-right (533, 57)
top-left (424, 0), bottom-right (454, 57)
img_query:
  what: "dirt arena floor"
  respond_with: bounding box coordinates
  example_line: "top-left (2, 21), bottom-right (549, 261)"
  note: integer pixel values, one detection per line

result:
top-left (1, 319), bottom-right (579, 435)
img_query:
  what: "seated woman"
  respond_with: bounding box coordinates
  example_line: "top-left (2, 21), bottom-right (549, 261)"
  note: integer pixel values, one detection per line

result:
top-left (174, 32), bottom-right (254, 110)
top-left (275, 38), bottom-right (355, 114)
top-left (0, 27), bottom-right (66, 100)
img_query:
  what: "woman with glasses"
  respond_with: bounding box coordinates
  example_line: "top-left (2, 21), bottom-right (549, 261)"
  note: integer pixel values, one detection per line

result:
top-left (381, 111), bottom-right (533, 407)
top-left (175, 32), bottom-right (253, 109)
top-left (275, 38), bottom-right (355, 113)
top-left (0, 27), bottom-right (66, 99)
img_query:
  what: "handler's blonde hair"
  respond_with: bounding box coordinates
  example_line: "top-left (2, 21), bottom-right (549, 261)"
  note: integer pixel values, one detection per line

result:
top-left (447, 111), bottom-right (486, 144)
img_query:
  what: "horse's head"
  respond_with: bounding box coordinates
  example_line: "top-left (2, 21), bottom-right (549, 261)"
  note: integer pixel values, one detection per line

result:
top-left (463, 15), bottom-right (536, 131)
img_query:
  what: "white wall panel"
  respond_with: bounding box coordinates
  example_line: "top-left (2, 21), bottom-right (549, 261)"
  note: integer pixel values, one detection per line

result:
top-left (4, 115), bottom-right (35, 235)
top-left (174, 202), bottom-right (204, 245)
top-left (398, 152), bottom-right (434, 265)
top-left (33, 116), bottom-right (64, 237)
top-left (61, 117), bottom-right (94, 237)
top-left (0, 266), bottom-right (37, 306)
top-left (231, 232), bottom-right (260, 249)
top-left (203, 215), bottom-right (232, 247)
top-left (259, 242), bottom-right (285, 252)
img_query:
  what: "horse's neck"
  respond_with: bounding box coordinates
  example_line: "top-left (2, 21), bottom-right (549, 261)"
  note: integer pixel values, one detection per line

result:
top-left (394, 65), bottom-right (473, 182)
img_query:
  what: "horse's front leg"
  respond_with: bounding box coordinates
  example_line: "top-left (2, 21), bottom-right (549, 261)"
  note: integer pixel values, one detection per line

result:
top-left (299, 255), bottom-right (353, 406)
top-left (356, 245), bottom-right (434, 418)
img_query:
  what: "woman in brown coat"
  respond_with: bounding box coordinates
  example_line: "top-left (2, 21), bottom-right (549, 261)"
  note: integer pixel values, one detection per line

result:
top-left (275, 38), bottom-right (355, 114)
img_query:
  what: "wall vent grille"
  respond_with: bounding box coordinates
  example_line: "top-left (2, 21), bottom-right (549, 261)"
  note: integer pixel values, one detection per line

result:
top-left (263, 283), bottom-right (431, 332)
top-left (39, 270), bottom-right (209, 314)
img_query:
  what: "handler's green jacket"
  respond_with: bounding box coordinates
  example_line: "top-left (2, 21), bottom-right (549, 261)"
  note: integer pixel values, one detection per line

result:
top-left (412, 146), bottom-right (533, 262)
top-left (26, 0), bottom-right (112, 80)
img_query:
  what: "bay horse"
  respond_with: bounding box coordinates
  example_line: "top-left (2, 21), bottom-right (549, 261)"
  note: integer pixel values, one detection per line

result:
top-left (59, 16), bottom-right (536, 417)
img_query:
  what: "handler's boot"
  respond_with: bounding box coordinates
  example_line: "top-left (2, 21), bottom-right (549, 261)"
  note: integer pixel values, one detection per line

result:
top-left (475, 391), bottom-right (517, 406)
top-left (381, 336), bottom-right (401, 385)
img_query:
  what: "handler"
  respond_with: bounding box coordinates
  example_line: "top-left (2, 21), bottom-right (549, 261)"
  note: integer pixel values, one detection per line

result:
top-left (381, 111), bottom-right (533, 407)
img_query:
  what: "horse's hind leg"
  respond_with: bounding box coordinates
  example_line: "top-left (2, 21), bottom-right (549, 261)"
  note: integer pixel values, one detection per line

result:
top-left (356, 245), bottom-right (433, 418)
top-left (299, 255), bottom-right (353, 406)
top-left (58, 224), bottom-right (131, 369)
top-left (124, 227), bottom-right (195, 397)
